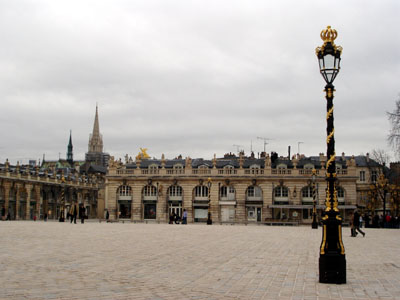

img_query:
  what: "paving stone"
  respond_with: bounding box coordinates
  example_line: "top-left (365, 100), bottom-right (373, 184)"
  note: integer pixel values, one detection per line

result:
top-left (0, 222), bottom-right (399, 299)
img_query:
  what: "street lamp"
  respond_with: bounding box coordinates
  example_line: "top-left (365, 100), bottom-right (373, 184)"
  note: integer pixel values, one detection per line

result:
top-left (59, 173), bottom-right (66, 222)
top-left (316, 26), bottom-right (346, 284)
top-left (207, 177), bottom-right (212, 225)
top-left (311, 168), bottom-right (318, 229)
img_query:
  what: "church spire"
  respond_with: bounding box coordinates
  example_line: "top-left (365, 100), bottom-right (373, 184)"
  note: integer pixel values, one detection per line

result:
top-left (88, 104), bottom-right (103, 153)
top-left (67, 130), bottom-right (73, 165)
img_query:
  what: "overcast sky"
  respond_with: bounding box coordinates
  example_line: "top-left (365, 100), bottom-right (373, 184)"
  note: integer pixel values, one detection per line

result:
top-left (1, 0), bottom-right (399, 164)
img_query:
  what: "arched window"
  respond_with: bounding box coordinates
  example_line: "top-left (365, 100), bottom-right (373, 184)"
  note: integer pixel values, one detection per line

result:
top-left (274, 186), bottom-right (289, 203)
top-left (337, 187), bottom-right (345, 203)
top-left (143, 185), bottom-right (157, 197)
top-left (168, 185), bottom-right (183, 197)
top-left (194, 185), bottom-right (209, 199)
top-left (118, 185), bottom-right (132, 197)
top-left (220, 186), bottom-right (235, 200)
top-left (247, 186), bottom-right (262, 200)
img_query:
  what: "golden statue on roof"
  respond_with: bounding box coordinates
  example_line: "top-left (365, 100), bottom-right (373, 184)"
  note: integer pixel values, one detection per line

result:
top-left (136, 148), bottom-right (150, 160)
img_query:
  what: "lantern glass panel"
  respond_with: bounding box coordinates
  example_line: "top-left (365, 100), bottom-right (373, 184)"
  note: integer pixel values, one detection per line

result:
top-left (324, 54), bottom-right (335, 70)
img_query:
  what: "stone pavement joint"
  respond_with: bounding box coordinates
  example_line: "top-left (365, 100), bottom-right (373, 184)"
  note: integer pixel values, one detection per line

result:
top-left (0, 222), bottom-right (400, 299)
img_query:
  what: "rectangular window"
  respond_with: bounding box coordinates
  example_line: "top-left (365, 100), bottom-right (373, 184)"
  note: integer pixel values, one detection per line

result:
top-left (371, 171), bottom-right (377, 183)
top-left (247, 186), bottom-right (255, 197)
top-left (360, 171), bottom-right (365, 182)
top-left (220, 186), bottom-right (227, 198)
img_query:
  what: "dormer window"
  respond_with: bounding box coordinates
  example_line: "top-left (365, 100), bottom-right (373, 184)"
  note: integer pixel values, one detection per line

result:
top-left (173, 164), bottom-right (184, 174)
top-left (149, 164), bottom-right (159, 174)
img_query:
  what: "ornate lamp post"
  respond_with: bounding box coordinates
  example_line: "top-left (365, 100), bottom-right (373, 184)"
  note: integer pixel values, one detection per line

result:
top-left (311, 168), bottom-right (318, 229)
top-left (58, 173), bottom-right (66, 222)
top-left (316, 26), bottom-right (346, 284)
top-left (207, 177), bottom-right (212, 225)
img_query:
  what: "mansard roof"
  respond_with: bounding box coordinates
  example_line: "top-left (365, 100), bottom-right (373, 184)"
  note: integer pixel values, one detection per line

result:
top-left (120, 154), bottom-right (384, 170)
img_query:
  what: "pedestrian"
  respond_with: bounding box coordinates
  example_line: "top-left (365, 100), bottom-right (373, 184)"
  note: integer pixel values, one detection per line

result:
top-left (1, 206), bottom-right (5, 221)
top-left (80, 205), bottom-right (85, 224)
top-left (71, 203), bottom-right (77, 224)
top-left (373, 214), bottom-right (379, 228)
top-left (359, 214), bottom-right (363, 228)
top-left (174, 212), bottom-right (179, 224)
top-left (70, 206), bottom-right (74, 223)
top-left (182, 209), bottom-right (187, 224)
top-left (106, 209), bottom-right (110, 222)
top-left (6, 211), bottom-right (11, 221)
top-left (44, 213), bottom-right (47, 222)
top-left (349, 212), bottom-right (356, 237)
top-left (169, 212), bottom-right (174, 224)
top-left (385, 214), bottom-right (391, 228)
top-left (353, 210), bottom-right (365, 237)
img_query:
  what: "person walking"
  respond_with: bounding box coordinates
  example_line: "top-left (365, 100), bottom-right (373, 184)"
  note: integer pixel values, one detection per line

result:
top-left (80, 205), bottom-right (85, 224)
top-left (353, 210), bottom-right (365, 237)
top-left (182, 209), bottom-right (187, 224)
top-left (70, 206), bottom-right (74, 223)
top-left (1, 206), bottom-right (5, 221)
top-left (71, 203), bottom-right (77, 224)
top-left (106, 209), bottom-right (110, 222)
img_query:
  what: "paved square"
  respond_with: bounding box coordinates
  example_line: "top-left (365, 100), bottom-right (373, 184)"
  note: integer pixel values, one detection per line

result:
top-left (1, 222), bottom-right (400, 300)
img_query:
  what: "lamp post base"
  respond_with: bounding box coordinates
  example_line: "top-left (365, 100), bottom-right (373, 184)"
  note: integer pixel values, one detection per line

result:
top-left (319, 253), bottom-right (346, 284)
top-left (312, 213), bottom-right (318, 229)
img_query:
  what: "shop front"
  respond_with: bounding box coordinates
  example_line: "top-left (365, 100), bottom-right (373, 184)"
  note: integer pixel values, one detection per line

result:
top-left (193, 201), bottom-right (208, 222)
top-left (118, 200), bottom-right (131, 219)
top-left (143, 201), bottom-right (157, 219)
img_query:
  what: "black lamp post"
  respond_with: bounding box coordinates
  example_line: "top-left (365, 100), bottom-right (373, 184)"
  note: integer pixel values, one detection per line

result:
top-left (312, 168), bottom-right (318, 229)
top-left (316, 26), bottom-right (346, 284)
top-left (59, 173), bottom-right (66, 222)
top-left (207, 178), bottom-right (212, 225)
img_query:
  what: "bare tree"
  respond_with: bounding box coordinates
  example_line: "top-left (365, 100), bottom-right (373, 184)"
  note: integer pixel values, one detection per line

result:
top-left (387, 95), bottom-right (400, 156)
top-left (370, 149), bottom-right (390, 166)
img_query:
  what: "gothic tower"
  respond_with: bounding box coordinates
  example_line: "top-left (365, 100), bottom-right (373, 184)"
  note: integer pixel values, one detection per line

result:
top-left (67, 130), bottom-right (73, 165)
top-left (85, 105), bottom-right (109, 167)
top-left (88, 105), bottom-right (103, 153)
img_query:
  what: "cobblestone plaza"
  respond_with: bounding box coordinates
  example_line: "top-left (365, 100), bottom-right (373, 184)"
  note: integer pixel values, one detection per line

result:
top-left (1, 222), bottom-right (400, 300)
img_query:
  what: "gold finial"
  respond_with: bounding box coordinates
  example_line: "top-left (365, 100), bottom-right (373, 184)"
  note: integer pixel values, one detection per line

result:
top-left (320, 26), bottom-right (338, 44)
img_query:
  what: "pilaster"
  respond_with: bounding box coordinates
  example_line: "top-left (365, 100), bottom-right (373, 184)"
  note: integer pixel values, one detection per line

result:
top-left (156, 182), bottom-right (167, 223)
top-left (132, 182), bottom-right (144, 221)
top-left (15, 183), bottom-right (21, 220)
top-left (25, 184), bottom-right (32, 220)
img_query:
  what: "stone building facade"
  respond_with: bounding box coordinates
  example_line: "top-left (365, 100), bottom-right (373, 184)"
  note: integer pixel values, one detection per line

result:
top-left (104, 152), bottom-right (385, 224)
top-left (0, 161), bottom-right (103, 220)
